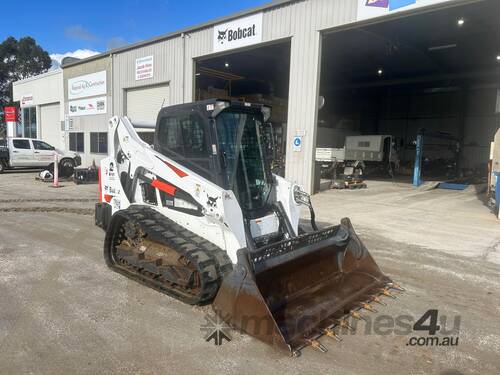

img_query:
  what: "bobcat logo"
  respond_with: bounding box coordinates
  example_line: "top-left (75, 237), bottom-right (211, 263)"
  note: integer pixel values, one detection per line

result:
top-left (207, 196), bottom-right (219, 207)
top-left (217, 29), bottom-right (228, 44)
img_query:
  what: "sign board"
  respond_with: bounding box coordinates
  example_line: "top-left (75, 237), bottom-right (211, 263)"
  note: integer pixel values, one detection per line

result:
top-left (213, 13), bottom-right (263, 53)
top-left (357, 0), bottom-right (453, 21)
top-left (292, 136), bottom-right (302, 152)
top-left (20, 94), bottom-right (34, 107)
top-left (64, 114), bottom-right (74, 131)
top-left (135, 55), bottom-right (154, 80)
top-left (4, 107), bottom-right (17, 122)
top-left (68, 96), bottom-right (107, 117)
top-left (68, 71), bottom-right (107, 100)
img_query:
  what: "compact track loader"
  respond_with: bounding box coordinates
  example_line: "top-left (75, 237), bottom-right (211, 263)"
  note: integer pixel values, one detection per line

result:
top-left (95, 99), bottom-right (401, 355)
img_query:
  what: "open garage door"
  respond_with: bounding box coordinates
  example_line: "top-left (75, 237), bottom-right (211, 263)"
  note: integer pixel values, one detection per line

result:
top-left (39, 102), bottom-right (60, 148)
top-left (126, 84), bottom-right (169, 125)
top-left (316, 0), bottom-right (500, 191)
top-left (195, 41), bottom-right (291, 176)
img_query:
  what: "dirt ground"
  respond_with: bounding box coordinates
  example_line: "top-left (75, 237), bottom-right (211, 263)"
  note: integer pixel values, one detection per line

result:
top-left (0, 171), bottom-right (499, 375)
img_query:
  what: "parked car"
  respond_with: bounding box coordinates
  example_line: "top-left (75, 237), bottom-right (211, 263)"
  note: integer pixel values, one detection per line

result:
top-left (0, 137), bottom-right (81, 176)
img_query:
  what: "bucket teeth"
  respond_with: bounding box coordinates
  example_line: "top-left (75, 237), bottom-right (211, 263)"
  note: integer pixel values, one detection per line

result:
top-left (306, 338), bottom-right (328, 353)
top-left (361, 303), bottom-right (377, 313)
top-left (382, 288), bottom-right (397, 299)
top-left (336, 319), bottom-right (355, 332)
top-left (371, 296), bottom-right (387, 306)
top-left (388, 282), bottom-right (405, 292)
top-left (324, 327), bottom-right (343, 342)
top-left (350, 311), bottom-right (367, 321)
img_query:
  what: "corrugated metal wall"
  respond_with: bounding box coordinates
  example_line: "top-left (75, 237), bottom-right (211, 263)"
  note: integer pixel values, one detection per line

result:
top-left (113, 38), bottom-right (182, 115)
top-left (111, 0), bottom-right (359, 192)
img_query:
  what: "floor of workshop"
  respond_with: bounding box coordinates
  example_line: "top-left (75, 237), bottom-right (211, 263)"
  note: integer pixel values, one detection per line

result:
top-left (0, 172), bottom-right (499, 375)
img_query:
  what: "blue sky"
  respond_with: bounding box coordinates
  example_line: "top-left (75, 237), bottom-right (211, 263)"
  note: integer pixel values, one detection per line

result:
top-left (0, 0), bottom-right (269, 63)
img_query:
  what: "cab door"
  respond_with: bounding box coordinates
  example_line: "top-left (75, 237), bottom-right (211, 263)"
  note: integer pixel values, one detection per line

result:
top-left (10, 139), bottom-right (34, 167)
top-left (32, 140), bottom-right (56, 167)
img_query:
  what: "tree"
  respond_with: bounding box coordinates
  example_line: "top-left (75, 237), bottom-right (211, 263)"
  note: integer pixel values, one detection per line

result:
top-left (0, 36), bottom-right (51, 134)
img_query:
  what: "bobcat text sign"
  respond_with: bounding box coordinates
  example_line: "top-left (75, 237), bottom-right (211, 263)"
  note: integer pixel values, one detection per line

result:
top-left (213, 13), bottom-right (263, 53)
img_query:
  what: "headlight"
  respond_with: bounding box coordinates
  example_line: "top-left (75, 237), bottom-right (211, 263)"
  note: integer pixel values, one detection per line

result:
top-left (293, 185), bottom-right (309, 206)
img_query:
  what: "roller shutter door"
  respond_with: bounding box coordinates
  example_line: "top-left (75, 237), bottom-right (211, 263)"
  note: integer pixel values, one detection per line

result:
top-left (126, 84), bottom-right (169, 125)
top-left (40, 103), bottom-right (60, 147)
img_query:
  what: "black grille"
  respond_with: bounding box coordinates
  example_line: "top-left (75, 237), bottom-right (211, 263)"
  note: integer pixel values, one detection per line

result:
top-left (250, 226), bottom-right (341, 265)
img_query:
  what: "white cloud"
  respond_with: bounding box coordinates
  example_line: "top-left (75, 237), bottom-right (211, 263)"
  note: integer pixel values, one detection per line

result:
top-left (50, 49), bottom-right (100, 68)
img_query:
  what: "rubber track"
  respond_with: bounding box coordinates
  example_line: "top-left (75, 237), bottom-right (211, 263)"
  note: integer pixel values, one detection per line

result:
top-left (106, 206), bottom-right (233, 305)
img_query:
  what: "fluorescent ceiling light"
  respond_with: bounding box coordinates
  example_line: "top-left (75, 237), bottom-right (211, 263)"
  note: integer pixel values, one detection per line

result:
top-left (428, 44), bottom-right (457, 51)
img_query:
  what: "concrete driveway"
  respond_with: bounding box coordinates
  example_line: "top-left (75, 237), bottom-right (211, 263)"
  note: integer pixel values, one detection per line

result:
top-left (0, 174), bottom-right (499, 374)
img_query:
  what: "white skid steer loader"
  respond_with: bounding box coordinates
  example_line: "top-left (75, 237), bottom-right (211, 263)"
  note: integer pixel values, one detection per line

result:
top-left (95, 99), bottom-right (401, 355)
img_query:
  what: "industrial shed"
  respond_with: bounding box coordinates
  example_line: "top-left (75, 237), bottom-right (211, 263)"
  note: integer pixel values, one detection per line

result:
top-left (13, 0), bottom-right (500, 193)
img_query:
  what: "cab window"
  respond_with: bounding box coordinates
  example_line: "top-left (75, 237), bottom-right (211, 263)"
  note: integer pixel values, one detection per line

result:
top-left (12, 139), bottom-right (31, 149)
top-left (156, 113), bottom-right (211, 179)
top-left (33, 140), bottom-right (55, 151)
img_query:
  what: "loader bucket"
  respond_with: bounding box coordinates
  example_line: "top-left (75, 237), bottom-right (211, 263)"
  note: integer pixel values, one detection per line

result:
top-left (213, 218), bottom-right (393, 354)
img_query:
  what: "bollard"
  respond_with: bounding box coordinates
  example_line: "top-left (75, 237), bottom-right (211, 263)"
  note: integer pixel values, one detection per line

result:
top-left (495, 172), bottom-right (499, 219)
top-left (413, 134), bottom-right (423, 187)
top-left (53, 153), bottom-right (59, 188)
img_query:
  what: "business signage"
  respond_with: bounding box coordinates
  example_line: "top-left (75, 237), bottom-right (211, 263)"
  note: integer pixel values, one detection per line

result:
top-left (68, 96), bottom-right (107, 117)
top-left (292, 136), bottom-right (302, 152)
top-left (20, 94), bottom-right (34, 107)
top-left (357, 0), bottom-right (453, 20)
top-left (213, 13), bottom-right (263, 53)
top-left (135, 55), bottom-right (154, 80)
top-left (4, 107), bottom-right (17, 122)
top-left (68, 71), bottom-right (107, 100)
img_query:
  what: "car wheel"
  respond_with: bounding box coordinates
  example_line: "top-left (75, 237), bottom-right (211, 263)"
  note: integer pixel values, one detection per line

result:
top-left (59, 159), bottom-right (76, 178)
top-left (0, 162), bottom-right (5, 173)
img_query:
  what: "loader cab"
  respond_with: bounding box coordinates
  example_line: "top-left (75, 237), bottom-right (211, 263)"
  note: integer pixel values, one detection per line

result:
top-left (154, 99), bottom-right (274, 217)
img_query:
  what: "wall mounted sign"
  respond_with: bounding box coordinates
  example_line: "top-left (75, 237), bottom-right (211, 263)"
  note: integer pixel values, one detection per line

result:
top-left (68, 96), bottom-right (107, 117)
top-left (135, 55), bottom-right (154, 80)
top-left (213, 13), bottom-right (263, 53)
top-left (357, 0), bottom-right (453, 20)
top-left (68, 71), bottom-right (107, 100)
top-left (4, 107), bottom-right (17, 122)
top-left (292, 136), bottom-right (302, 152)
top-left (20, 94), bottom-right (34, 107)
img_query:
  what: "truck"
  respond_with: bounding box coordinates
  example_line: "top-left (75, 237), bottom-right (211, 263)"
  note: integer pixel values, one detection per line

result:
top-left (0, 137), bottom-right (81, 176)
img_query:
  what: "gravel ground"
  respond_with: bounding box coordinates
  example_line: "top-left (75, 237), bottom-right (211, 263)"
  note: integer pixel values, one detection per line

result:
top-left (0, 172), bottom-right (499, 374)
